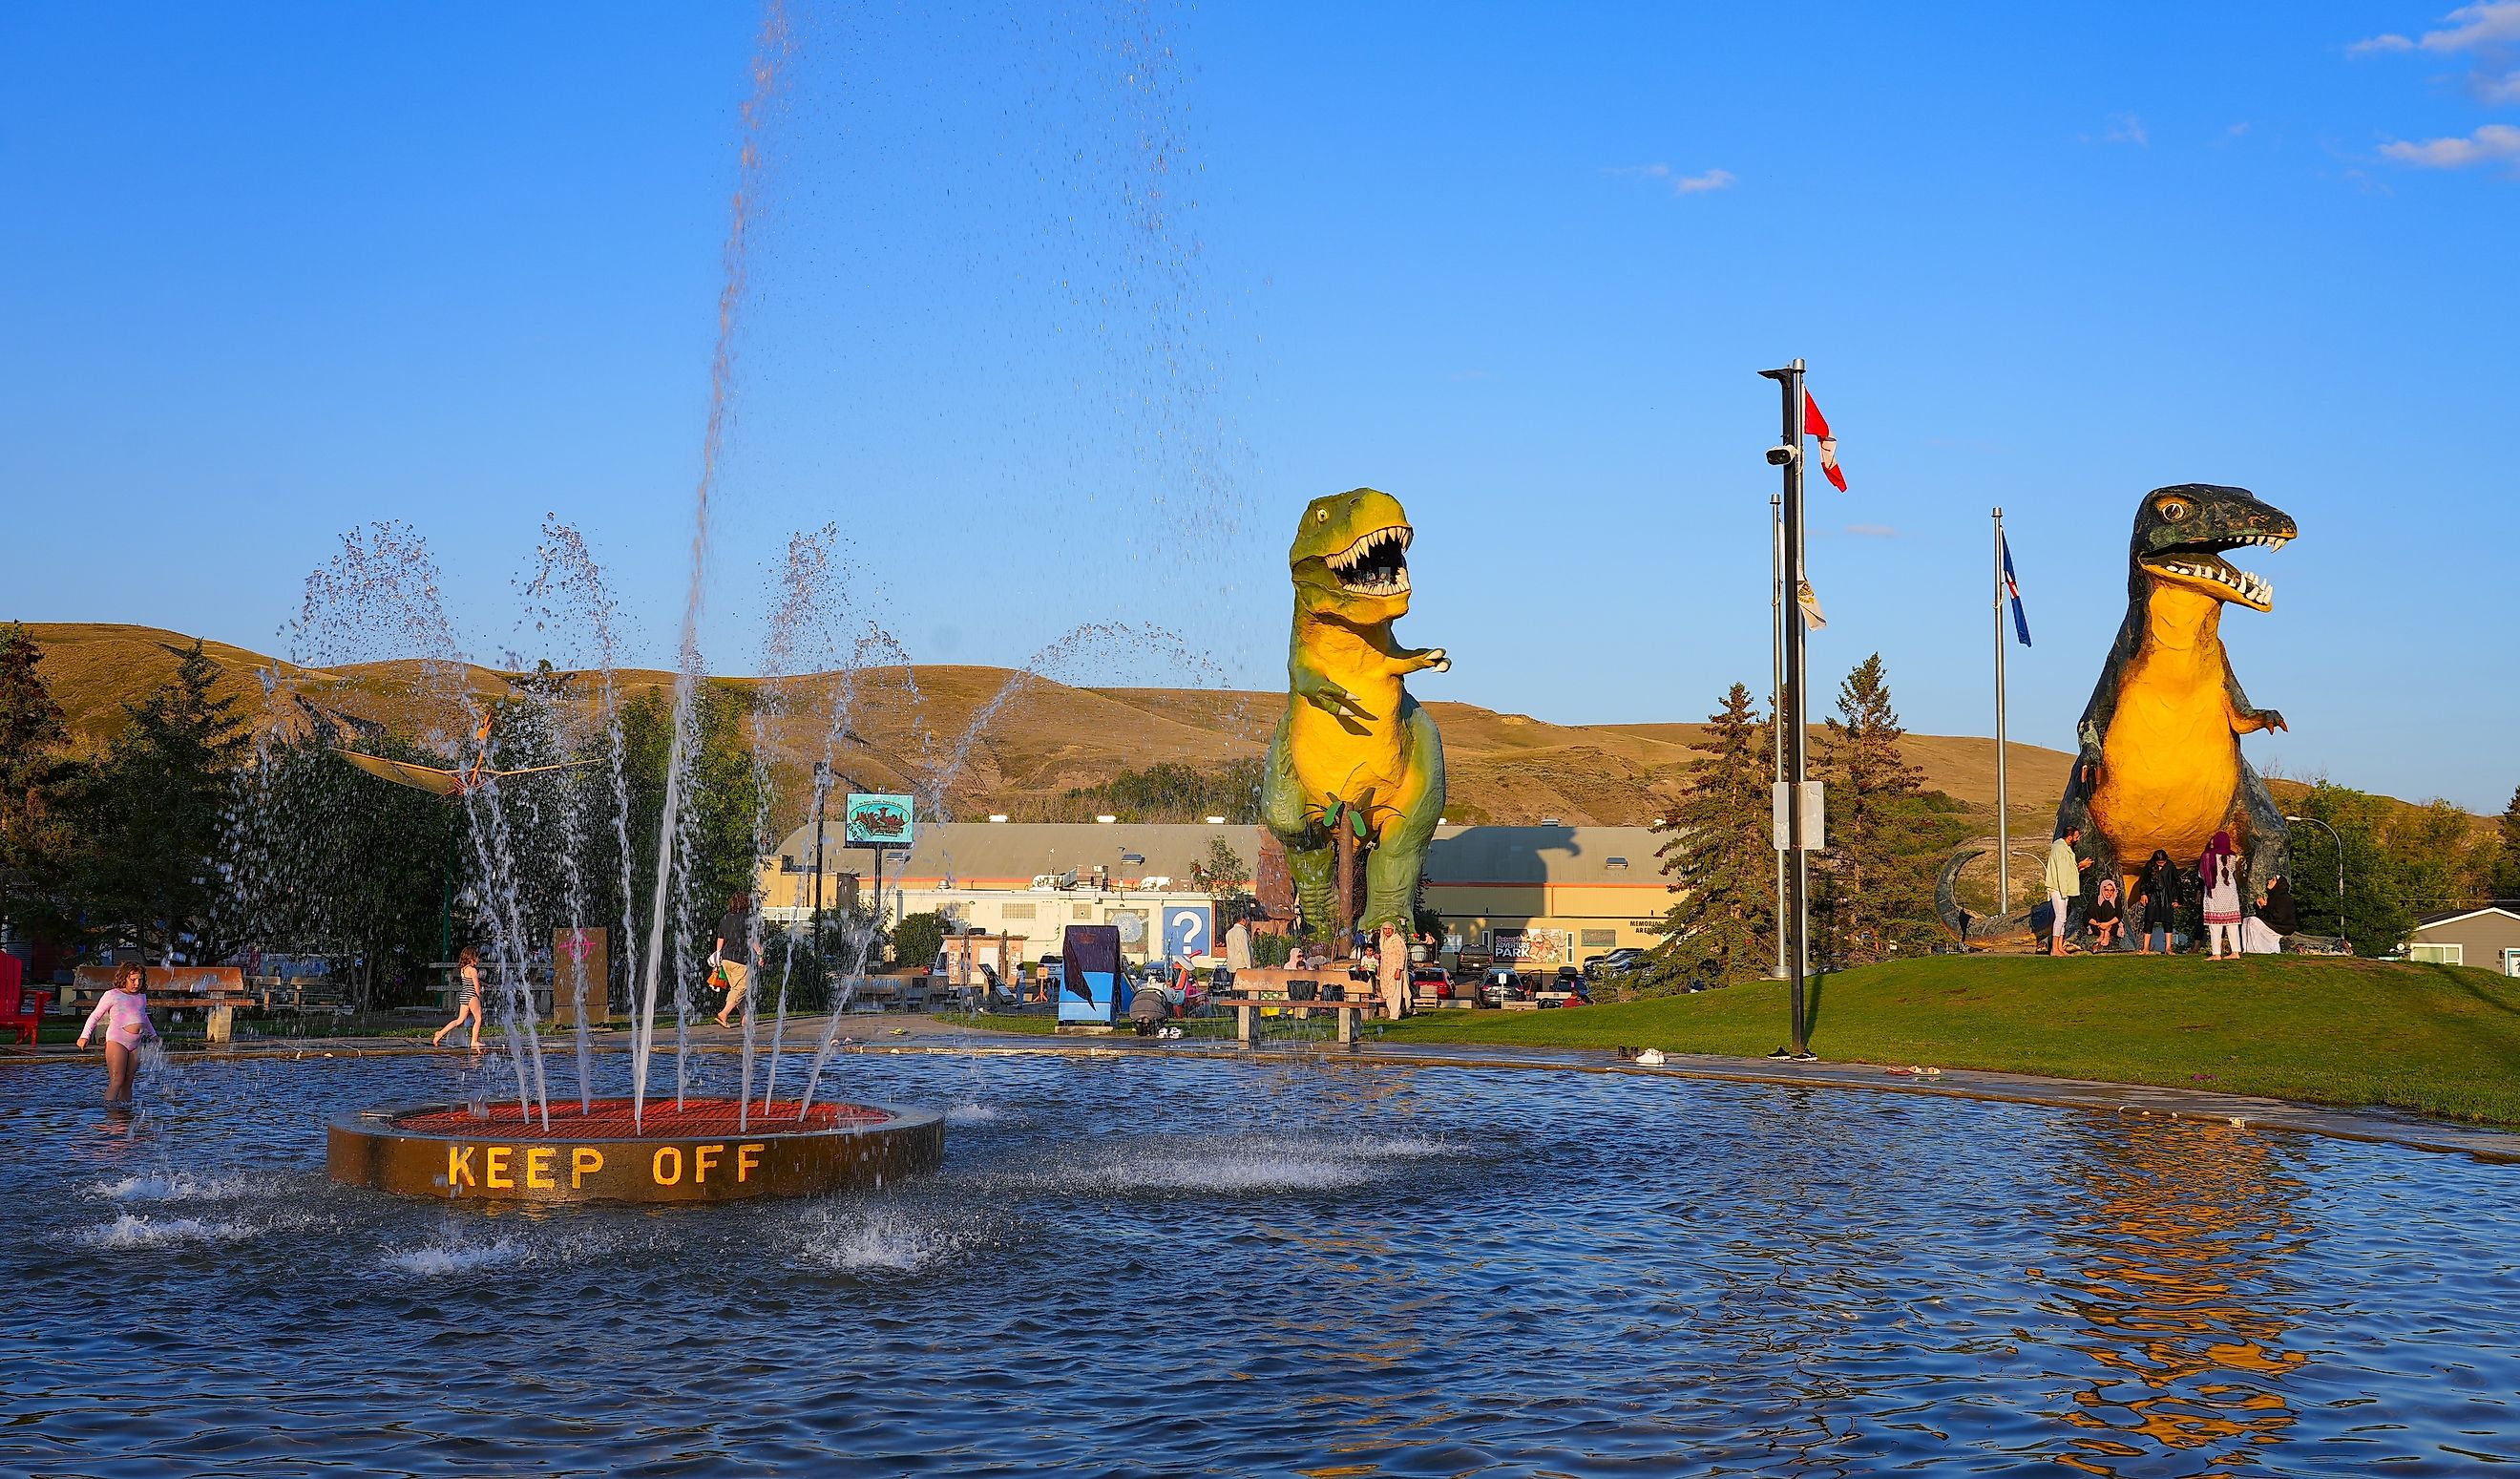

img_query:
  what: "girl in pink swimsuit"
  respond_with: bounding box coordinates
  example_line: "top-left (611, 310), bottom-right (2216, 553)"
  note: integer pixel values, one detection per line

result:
top-left (77, 962), bottom-right (158, 1104)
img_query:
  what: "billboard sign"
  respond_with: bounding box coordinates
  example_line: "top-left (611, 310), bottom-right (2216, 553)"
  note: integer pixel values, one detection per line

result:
top-left (842, 793), bottom-right (915, 848)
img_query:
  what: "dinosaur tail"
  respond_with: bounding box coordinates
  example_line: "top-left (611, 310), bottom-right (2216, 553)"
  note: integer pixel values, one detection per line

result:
top-left (1936, 849), bottom-right (2036, 943)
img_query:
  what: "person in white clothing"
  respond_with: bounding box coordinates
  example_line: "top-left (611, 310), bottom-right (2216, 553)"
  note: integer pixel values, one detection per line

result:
top-left (2045, 825), bottom-right (2091, 957)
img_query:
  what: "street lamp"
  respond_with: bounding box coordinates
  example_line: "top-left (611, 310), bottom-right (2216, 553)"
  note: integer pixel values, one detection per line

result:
top-left (2284, 815), bottom-right (2345, 938)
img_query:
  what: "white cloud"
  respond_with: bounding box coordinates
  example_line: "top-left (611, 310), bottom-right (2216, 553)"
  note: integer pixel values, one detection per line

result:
top-left (2105, 114), bottom-right (2150, 146)
top-left (1844, 523), bottom-right (1900, 539)
top-left (2482, 68), bottom-right (2520, 102)
top-left (2352, 1), bottom-right (2520, 54)
top-left (2379, 120), bottom-right (2520, 165)
top-left (1610, 163), bottom-right (1735, 197)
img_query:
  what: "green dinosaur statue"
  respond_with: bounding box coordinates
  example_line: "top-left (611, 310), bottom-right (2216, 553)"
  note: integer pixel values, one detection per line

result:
top-left (2054, 481), bottom-right (2298, 913)
top-left (1259, 488), bottom-right (1448, 939)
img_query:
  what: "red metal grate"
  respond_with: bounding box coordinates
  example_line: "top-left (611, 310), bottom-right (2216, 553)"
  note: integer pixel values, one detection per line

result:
top-left (393, 1095), bottom-right (889, 1139)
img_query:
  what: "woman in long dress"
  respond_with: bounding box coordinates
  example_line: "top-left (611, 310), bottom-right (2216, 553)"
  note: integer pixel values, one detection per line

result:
top-left (2199, 832), bottom-right (2242, 961)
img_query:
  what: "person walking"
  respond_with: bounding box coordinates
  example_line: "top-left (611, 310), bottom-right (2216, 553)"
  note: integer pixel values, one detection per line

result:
top-left (2134, 849), bottom-right (2180, 955)
top-left (713, 893), bottom-right (754, 1028)
top-left (2045, 824), bottom-right (2091, 957)
top-left (431, 946), bottom-right (485, 1049)
top-left (76, 962), bottom-right (158, 1104)
top-left (2199, 832), bottom-right (2243, 961)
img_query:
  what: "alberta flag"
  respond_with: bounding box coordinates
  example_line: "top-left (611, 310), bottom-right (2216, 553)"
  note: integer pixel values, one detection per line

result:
top-left (2001, 535), bottom-right (2032, 646)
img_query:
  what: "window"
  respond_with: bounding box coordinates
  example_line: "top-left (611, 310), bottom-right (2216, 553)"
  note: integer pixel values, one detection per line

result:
top-left (2408, 942), bottom-right (2464, 965)
top-left (1580, 929), bottom-right (1616, 947)
top-left (1121, 852), bottom-right (1145, 865)
top-left (1002, 902), bottom-right (1037, 920)
top-left (1605, 856), bottom-right (1628, 870)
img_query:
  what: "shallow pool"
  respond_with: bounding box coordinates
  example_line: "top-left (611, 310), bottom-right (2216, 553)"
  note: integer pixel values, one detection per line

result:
top-left (5, 1046), bottom-right (2515, 1475)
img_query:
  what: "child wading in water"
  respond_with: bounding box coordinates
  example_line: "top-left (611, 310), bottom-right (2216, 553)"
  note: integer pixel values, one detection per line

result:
top-left (432, 946), bottom-right (485, 1049)
top-left (77, 962), bottom-right (159, 1104)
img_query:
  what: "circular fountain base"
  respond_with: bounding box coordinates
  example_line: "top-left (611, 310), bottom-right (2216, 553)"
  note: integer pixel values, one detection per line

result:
top-left (328, 1096), bottom-right (943, 1204)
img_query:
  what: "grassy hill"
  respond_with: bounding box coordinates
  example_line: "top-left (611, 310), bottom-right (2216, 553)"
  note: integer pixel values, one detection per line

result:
top-left (1375, 954), bottom-right (2520, 1127)
top-left (21, 621), bottom-right (2078, 830)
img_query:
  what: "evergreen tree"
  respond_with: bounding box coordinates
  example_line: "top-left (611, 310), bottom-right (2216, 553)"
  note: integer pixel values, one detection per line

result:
top-left (0, 623), bottom-right (78, 941)
top-left (68, 641), bottom-right (250, 962)
top-left (1639, 683), bottom-right (1774, 992)
top-left (1816, 653), bottom-right (1963, 964)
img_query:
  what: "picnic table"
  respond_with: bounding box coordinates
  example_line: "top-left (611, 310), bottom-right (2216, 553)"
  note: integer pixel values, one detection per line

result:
top-left (1209, 968), bottom-right (1385, 1046)
top-left (69, 966), bottom-right (256, 1044)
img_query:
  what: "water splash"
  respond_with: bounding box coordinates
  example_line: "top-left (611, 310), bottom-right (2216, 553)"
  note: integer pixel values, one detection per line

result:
top-left (635, 0), bottom-right (793, 1130)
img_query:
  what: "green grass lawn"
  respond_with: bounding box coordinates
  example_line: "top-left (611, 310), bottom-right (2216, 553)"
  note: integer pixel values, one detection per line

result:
top-left (760, 959), bottom-right (2520, 1129)
top-left (1361, 954), bottom-right (2520, 1128)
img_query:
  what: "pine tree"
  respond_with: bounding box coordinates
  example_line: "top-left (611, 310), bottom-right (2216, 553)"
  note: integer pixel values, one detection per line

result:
top-left (68, 641), bottom-right (251, 962)
top-left (1816, 653), bottom-right (1960, 964)
top-left (1639, 683), bottom-right (1774, 991)
top-left (0, 623), bottom-right (76, 938)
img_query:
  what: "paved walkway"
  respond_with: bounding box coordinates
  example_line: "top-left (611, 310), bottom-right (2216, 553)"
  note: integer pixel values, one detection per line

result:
top-left (10, 1014), bottom-right (2519, 1165)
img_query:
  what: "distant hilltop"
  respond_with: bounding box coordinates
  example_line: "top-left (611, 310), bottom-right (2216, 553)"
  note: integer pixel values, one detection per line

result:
top-left (18, 620), bottom-right (2086, 828)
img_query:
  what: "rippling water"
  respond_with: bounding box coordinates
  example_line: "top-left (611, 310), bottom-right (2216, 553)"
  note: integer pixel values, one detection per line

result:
top-left (4, 1048), bottom-right (2515, 1475)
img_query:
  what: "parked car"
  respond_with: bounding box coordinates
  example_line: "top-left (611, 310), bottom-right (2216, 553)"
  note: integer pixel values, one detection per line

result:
top-left (1537, 965), bottom-right (1591, 1008)
top-left (1411, 964), bottom-right (1464, 1004)
top-left (1478, 965), bottom-right (1534, 1007)
top-left (1584, 948), bottom-right (1645, 981)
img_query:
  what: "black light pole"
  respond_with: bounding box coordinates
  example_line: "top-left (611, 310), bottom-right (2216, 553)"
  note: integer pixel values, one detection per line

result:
top-left (1758, 359), bottom-right (1812, 1058)
top-left (808, 762), bottom-right (830, 961)
top-left (2284, 814), bottom-right (2346, 937)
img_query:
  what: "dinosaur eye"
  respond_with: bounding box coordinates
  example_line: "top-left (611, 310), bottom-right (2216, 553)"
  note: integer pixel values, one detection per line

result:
top-left (1313, 508), bottom-right (1328, 523)
top-left (2155, 497), bottom-right (2193, 522)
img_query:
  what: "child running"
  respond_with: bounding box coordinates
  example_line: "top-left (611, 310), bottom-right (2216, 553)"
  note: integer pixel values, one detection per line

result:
top-left (76, 962), bottom-right (158, 1105)
top-left (432, 946), bottom-right (485, 1049)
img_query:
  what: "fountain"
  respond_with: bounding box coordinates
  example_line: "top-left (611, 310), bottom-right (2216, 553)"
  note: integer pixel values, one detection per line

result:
top-left (326, 1095), bottom-right (941, 1204)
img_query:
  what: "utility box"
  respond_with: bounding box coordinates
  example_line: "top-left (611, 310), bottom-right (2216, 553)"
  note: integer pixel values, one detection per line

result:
top-left (1058, 924), bottom-right (1124, 1025)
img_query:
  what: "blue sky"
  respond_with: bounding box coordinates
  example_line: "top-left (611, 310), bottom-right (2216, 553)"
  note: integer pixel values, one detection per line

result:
top-left (3, 2), bottom-right (2514, 810)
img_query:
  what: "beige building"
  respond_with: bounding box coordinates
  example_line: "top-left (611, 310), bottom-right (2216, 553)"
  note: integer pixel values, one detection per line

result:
top-left (2408, 906), bottom-right (2520, 976)
top-left (1420, 825), bottom-right (1668, 966)
top-left (755, 820), bottom-right (1672, 967)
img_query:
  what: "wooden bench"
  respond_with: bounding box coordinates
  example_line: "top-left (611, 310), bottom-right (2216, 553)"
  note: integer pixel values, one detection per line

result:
top-left (1211, 992), bottom-right (1378, 1046)
top-left (72, 966), bottom-right (255, 1044)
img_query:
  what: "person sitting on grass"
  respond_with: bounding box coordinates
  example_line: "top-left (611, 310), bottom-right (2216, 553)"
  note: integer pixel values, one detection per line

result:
top-left (2045, 824), bottom-right (2092, 957)
top-left (77, 962), bottom-right (158, 1105)
top-left (2085, 878), bottom-right (2124, 952)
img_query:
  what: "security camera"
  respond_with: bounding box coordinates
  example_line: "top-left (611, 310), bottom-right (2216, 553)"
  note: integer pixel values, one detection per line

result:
top-left (1764, 445), bottom-right (1800, 467)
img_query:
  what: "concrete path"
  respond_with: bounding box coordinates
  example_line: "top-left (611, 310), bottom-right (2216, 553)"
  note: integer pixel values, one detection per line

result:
top-left (9, 1013), bottom-right (2518, 1166)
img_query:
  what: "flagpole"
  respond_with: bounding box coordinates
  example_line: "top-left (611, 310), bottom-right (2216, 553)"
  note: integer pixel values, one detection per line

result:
top-left (1758, 358), bottom-right (1812, 1059)
top-left (1994, 508), bottom-right (2009, 915)
top-left (1771, 492), bottom-right (1788, 981)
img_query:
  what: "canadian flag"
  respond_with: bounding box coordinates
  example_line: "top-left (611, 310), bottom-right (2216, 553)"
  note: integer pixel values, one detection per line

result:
top-left (1803, 391), bottom-right (1847, 492)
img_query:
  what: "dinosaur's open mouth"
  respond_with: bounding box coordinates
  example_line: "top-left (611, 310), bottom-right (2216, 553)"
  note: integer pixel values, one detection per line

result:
top-left (2142, 532), bottom-right (2286, 611)
top-left (1328, 524), bottom-right (1412, 596)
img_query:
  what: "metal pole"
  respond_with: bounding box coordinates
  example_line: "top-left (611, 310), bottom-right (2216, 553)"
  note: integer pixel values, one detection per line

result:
top-left (1759, 358), bottom-right (1812, 1058)
top-left (1994, 508), bottom-right (2010, 914)
top-left (808, 769), bottom-right (829, 961)
top-left (1772, 493), bottom-right (1788, 980)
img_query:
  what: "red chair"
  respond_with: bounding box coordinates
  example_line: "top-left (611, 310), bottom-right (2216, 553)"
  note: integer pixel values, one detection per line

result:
top-left (1, 954), bottom-right (50, 1046)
